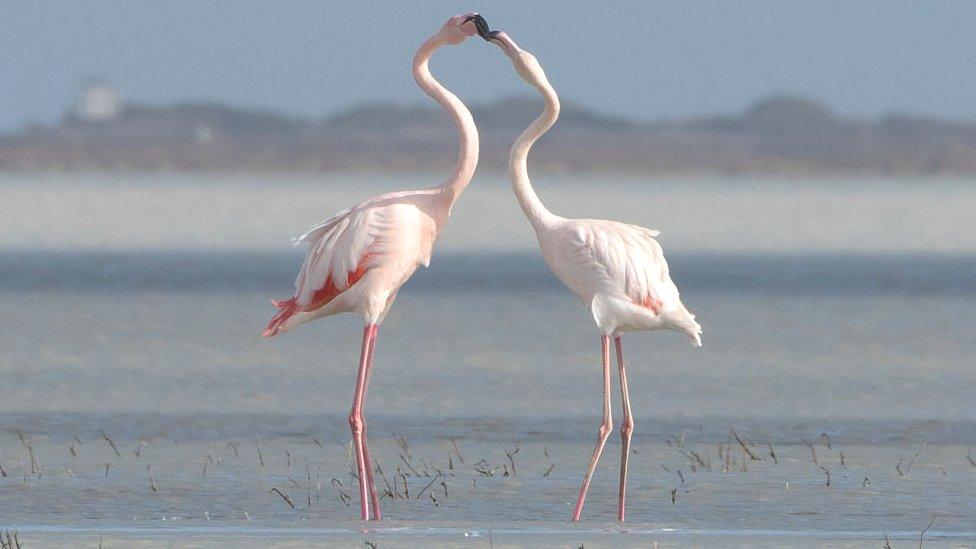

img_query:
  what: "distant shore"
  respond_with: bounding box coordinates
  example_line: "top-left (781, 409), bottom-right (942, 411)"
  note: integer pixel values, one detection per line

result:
top-left (3, 95), bottom-right (976, 176)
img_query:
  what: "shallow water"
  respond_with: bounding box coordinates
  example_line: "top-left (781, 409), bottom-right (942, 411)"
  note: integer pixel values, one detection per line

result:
top-left (1, 175), bottom-right (975, 546)
top-left (2, 414), bottom-right (976, 547)
top-left (2, 252), bottom-right (975, 421)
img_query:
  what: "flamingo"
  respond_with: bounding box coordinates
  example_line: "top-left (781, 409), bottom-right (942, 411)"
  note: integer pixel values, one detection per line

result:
top-left (488, 31), bottom-right (703, 522)
top-left (263, 13), bottom-right (491, 521)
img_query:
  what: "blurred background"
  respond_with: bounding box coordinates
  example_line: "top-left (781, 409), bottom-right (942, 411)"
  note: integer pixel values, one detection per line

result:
top-left (1, 1), bottom-right (976, 541)
top-left (4, 1), bottom-right (976, 175)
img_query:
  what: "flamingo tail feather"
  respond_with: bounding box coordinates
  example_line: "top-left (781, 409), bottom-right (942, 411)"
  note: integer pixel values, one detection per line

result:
top-left (263, 297), bottom-right (299, 338)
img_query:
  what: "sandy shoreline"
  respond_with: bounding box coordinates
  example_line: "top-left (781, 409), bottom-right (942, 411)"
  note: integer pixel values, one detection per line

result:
top-left (2, 174), bottom-right (976, 254)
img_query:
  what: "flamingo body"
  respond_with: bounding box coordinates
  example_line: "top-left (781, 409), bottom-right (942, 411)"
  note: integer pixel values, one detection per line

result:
top-left (263, 13), bottom-right (492, 521)
top-left (264, 189), bottom-right (444, 336)
top-left (489, 30), bottom-right (701, 522)
top-left (539, 218), bottom-right (701, 341)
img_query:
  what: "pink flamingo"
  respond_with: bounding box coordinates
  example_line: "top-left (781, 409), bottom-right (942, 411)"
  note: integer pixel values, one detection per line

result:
top-left (263, 13), bottom-right (491, 521)
top-left (488, 31), bottom-right (702, 522)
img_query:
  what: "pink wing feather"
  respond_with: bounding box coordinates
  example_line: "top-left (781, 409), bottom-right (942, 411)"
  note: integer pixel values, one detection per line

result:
top-left (263, 205), bottom-right (388, 338)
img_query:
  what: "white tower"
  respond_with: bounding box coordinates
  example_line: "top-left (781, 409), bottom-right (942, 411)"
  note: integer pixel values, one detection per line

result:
top-left (76, 78), bottom-right (121, 121)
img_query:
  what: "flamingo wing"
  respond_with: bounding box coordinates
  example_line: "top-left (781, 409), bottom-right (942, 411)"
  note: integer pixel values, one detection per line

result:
top-left (573, 220), bottom-right (677, 313)
top-left (263, 203), bottom-right (395, 337)
top-left (295, 205), bottom-right (390, 307)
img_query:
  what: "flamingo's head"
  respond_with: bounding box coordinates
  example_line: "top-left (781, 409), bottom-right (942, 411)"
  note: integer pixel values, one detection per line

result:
top-left (489, 31), bottom-right (545, 84)
top-left (439, 13), bottom-right (491, 45)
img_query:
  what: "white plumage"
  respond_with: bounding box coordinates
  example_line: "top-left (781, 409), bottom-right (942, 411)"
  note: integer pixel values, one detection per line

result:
top-left (268, 190), bottom-right (441, 335)
top-left (263, 13), bottom-right (490, 522)
top-left (542, 219), bottom-right (701, 343)
top-left (490, 30), bottom-right (701, 523)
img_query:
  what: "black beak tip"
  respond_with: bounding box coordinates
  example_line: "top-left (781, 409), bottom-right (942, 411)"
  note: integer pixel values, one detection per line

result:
top-left (467, 14), bottom-right (492, 41)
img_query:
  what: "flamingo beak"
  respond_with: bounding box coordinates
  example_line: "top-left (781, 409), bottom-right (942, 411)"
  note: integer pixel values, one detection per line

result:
top-left (464, 14), bottom-right (492, 41)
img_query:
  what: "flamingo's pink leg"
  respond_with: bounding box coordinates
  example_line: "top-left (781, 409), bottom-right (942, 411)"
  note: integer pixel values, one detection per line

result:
top-left (349, 324), bottom-right (379, 520)
top-left (360, 324), bottom-right (381, 519)
top-left (572, 335), bottom-right (613, 521)
top-left (615, 336), bottom-right (634, 522)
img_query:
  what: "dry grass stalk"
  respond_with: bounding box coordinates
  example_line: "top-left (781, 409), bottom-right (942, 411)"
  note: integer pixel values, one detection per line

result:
top-left (919, 515), bottom-right (936, 548)
top-left (147, 464), bottom-right (157, 493)
top-left (806, 442), bottom-right (819, 466)
top-left (393, 433), bottom-right (411, 459)
top-left (26, 446), bottom-right (38, 476)
top-left (269, 487), bottom-right (295, 509)
top-left (897, 440), bottom-right (927, 477)
top-left (15, 432), bottom-right (39, 476)
top-left (399, 454), bottom-right (421, 476)
top-left (669, 434), bottom-right (709, 471)
top-left (331, 478), bottom-right (351, 506)
top-left (416, 473), bottom-right (443, 500)
top-left (731, 426), bottom-right (761, 461)
top-left (820, 432), bottom-right (832, 449)
top-left (101, 431), bottom-right (122, 458)
top-left (375, 462), bottom-right (395, 500)
top-left (400, 471), bottom-right (410, 499)
top-left (420, 458), bottom-right (434, 477)
top-left (505, 442), bottom-right (521, 476)
top-left (132, 440), bottom-right (147, 458)
top-left (451, 438), bottom-right (464, 463)
top-left (0, 528), bottom-right (23, 549)
top-left (473, 458), bottom-right (505, 477)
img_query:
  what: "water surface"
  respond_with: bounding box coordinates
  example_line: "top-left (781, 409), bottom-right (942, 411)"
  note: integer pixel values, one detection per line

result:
top-left (1, 175), bottom-right (974, 546)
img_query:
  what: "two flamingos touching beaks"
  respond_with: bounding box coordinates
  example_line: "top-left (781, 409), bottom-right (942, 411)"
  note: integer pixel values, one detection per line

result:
top-left (263, 13), bottom-right (702, 523)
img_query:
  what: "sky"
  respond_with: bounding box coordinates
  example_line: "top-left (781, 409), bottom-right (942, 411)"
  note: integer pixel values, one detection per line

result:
top-left (2, 1), bottom-right (975, 132)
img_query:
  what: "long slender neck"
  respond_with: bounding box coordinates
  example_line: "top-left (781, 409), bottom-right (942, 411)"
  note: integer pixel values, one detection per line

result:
top-left (413, 35), bottom-right (478, 207)
top-left (510, 70), bottom-right (560, 230)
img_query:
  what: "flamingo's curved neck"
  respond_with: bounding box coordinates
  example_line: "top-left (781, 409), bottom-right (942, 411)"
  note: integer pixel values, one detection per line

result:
top-left (413, 36), bottom-right (478, 207)
top-left (510, 69), bottom-right (560, 230)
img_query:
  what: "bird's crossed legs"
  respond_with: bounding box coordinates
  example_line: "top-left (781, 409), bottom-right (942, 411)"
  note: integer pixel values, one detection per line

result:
top-left (572, 335), bottom-right (635, 522)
